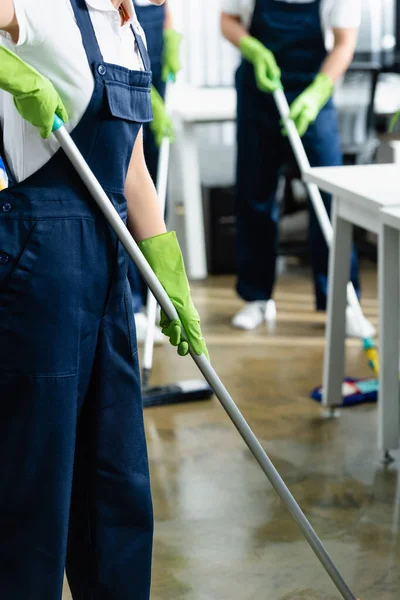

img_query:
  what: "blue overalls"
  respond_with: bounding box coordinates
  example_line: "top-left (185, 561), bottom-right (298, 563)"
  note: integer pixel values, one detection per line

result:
top-left (0, 1), bottom-right (154, 598)
top-left (130, 1), bottom-right (166, 312)
top-left (235, 0), bottom-right (359, 310)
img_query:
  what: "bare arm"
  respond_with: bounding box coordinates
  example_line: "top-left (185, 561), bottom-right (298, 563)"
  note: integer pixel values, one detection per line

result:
top-left (125, 128), bottom-right (166, 242)
top-left (220, 12), bottom-right (249, 48)
top-left (164, 1), bottom-right (173, 30)
top-left (0, 0), bottom-right (19, 39)
top-left (320, 28), bottom-right (358, 83)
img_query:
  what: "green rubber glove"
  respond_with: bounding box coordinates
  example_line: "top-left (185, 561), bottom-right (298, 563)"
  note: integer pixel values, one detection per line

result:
top-left (150, 85), bottom-right (174, 147)
top-left (162, 29), bottom-right (182, 83)
top-left (139, 232), bottom-right (209, 359)
top-left (286, 73), bottom-right (334, 137)
top-left (0, 46), bottom-right (68, 138)
top-left (239, 36), bottom-right (281, 93)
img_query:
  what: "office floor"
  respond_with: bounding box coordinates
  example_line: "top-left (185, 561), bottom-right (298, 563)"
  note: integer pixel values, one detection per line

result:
top-left (63, 263), bottom-right (400, 600)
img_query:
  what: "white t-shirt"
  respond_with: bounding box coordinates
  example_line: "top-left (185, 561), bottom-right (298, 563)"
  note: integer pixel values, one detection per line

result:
top-left (0, 0), bottom-right (147, 183)
top-left (221, 0), bottom-right (361, 31)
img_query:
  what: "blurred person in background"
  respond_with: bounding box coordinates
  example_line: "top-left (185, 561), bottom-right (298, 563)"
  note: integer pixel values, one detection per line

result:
top-left (221, 0), bottom-right (375, 338)
top-left (134, 0), bottom-right (180, 182)
top-left (131, 0), bottom-right (182, 341)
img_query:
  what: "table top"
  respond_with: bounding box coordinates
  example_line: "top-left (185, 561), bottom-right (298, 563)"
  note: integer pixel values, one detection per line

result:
top-left (169, 84), bottom-right (236, 123)
top-left (304, 164), bottom-right (400, 212)
top-left (381, 205), bottom-right (400, 229)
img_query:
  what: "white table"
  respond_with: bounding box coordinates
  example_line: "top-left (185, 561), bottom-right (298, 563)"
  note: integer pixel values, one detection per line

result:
top-left (303, 164), bottom-right (400, 455)
top-left (379, 206), bottom-right (400, 458)
top-left (169, 85), bottom-right (236, 280)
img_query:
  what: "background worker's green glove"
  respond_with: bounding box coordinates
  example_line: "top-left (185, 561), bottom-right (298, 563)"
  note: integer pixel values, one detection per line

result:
top-left (239, 36), bottom-right (281, 93)
top-left (162, 29), bottom-right (182, 83)
top-left (139, 232), bottom-right (209, 359)
top-left (0, 46), bottom-right (68, 138)
top-left (150, 85), bottom-right (174, 147)
top-left (287, 73), bottom-right (334, 137)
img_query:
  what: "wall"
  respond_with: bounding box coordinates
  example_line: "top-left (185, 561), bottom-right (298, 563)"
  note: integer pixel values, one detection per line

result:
top-left (169, 0), bottom-right (238, 184)
top-left (169, 0), bottom-right (238, 87)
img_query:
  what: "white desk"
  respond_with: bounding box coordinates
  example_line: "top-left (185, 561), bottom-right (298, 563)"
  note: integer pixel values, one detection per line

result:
top-left (304, 164), bottom-right (400, 235)
top-left (169, 85), bottom-right (236, 280)
top-left (303, 164), bottom-right (400, 454)
top-left (379, 206), bottom-right (400, 458)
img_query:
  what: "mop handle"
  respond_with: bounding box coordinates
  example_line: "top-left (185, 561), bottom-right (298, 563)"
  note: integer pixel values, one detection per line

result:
top-left (143, 83), bottom-right (172, 372)
top-left (52, 116), bottom-right (357, 600)
top-left (273, 88), bottom-right (367, 332)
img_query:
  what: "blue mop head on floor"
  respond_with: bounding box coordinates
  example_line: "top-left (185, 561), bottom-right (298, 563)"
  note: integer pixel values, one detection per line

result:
top-left (311, 378), bottom-right (378, 407)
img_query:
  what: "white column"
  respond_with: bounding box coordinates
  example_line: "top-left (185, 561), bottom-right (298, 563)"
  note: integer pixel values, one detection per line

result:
top-left (176, 122), bottom-right (208, 280)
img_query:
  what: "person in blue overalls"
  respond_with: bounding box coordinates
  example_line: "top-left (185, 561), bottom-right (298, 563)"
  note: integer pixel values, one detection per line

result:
top-left (221, 0), bottom-right (374, 338)
top-left (130, 1), bottom-right (181, 341)
top-left (134, 0), bottom-right (181, 183)
top-left (0, 1), bottom-right (206, 598)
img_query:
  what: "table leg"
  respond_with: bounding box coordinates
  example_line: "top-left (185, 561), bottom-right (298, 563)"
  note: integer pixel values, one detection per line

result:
top-left (323, 198), bottom-right (353, 409)
top-left (378, 223), bottom-right (400, 455)
top-left (176, 122), bottom-right (208, 280)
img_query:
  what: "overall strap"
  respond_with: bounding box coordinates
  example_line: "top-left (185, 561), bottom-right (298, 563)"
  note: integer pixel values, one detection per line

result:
top-left (69, 0), bottom-right (104, 65)
top-left (131, 25), bottom-right (151, 72)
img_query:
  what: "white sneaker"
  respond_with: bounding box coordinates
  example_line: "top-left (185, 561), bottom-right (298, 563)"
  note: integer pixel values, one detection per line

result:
top-left (232, 300), bottom-right (276, 330)
top-left (135, 312), bottom-right (164, 345)
top-left (345, 305), bottom-right (376, 339)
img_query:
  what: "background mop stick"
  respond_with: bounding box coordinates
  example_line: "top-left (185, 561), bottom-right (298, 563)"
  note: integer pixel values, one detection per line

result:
top-left (273, 87), bottom-right (379, 378)
top-left (52, 116), bottom-right (357, 600)
top-left (142, 86), bottom-right (172, 388)
top-left (142, 129), bottom-right (170, 386)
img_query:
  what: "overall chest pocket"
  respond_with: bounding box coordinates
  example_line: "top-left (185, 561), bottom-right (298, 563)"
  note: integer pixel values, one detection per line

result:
top-left (105, 81), bottom-right (153, 124)
top-left (88, 75), bottom-right (153, 191)
top-left (0, 216), bottom-right (80, 378)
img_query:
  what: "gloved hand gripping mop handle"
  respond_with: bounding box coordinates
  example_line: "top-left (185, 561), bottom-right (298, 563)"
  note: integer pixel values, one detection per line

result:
top-left (52, 115), bottom-right (357, 600)
top-left (273, 87), bottom-right (368, 339)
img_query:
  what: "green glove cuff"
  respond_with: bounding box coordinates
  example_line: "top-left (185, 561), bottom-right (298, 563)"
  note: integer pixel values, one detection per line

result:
top-left (310, 72), bottom-right (334, 110)
top-left (139, 232), bottom-right (208, 358)
top-left (162, 29), bottom-right (182, 82)
top-left (239, 36), bottom-right (265, 62)
top-left (139, 231), bottom-right (181, 276)
top-left (163, 28), bottom-right (182, 52)
top-left (239, 35), bottom-right (281, 92)
top-left (287, 72), bottom-right (334, 136)
top-left (150, 84), bottom-right (163, 109)
top-left (150, 84), bottom-right (174, 146)
top-left (0, 46), bottom-right (38, 95)
top-left (0, 46), bottom-right (68, 138)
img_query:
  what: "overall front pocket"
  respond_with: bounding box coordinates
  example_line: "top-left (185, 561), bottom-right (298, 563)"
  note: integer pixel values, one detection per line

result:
top-left (0, 219), bottom-right (51, 295)
top-left (0, 217), bottom-right (81, 378)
